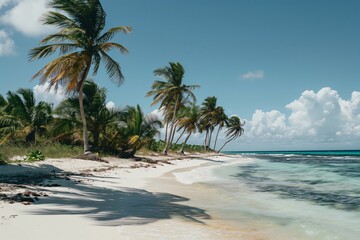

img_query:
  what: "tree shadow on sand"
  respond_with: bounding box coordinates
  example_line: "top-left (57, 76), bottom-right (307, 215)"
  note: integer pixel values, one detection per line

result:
top-left (31, 177), bottom-right (211, 226)
top-left (0, 163), bottom-right (65, 185)
top-left (1, 163), bottom-right (211, 226)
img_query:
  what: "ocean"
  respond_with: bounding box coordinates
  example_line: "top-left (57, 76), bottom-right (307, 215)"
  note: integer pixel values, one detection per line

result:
top-left (174, 150), bottom-right (360, 239)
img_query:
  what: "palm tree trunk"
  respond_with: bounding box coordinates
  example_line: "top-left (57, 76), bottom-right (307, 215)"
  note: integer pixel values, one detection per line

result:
top-left (207, 127), bottom-right (214, 150)
top-left (175, 128), bottom-right (186, 144)
top-left (204, 129), bottom-right (208, 150)
top-left (163, 96), bottom-right (180, 154)
top-left (217, 136), bottom-right (235, 153)
top-left (169, 122), bottom-right (178, 144)
top-left (213, 126), bottom-right (222, 150)
top-left (180, 132), bottom-right (191, 154)
top-left (79, 87), bottom-right (90, 154)
top-left (164, 121), bottom-right (169, 142)
top-left (78, 62), bottom-right (91, 154)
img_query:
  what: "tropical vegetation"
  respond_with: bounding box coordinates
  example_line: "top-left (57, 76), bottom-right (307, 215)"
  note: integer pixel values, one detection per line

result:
top-left (0, 0), bottom-right (245, 162)
top-left (0, 88), bottom-right (52, 145)
top-left (29, 0), bottom-right (131, 154)
top-left (146, 62), bottom-right (199, 154)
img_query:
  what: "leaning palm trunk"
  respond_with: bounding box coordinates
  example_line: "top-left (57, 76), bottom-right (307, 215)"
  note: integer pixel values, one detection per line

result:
top-left (206, 127), bottom-right (214, 150)
top-left (213, 126), bottom-right (222, 150)
top-left (163, 121), bottom-right (174, 154)
top-left (169, 122), bottom-right (178, 145)
top-left (163, 97), bottom-right (179, 154)
top-left (175, 128), bottom-right (186, 144)
top-left (217, 136), bottom-right (235, 153)
top-left (179, 133), bottom-right (191, 154)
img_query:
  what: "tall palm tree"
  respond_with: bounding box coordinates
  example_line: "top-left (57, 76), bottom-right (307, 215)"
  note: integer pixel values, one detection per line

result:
top-left (118, 105), bottom-right (162, 158)
top-left (29, 0), bottom-right (131, 154)
top-left (146, 62), bottom-right (199, 154)
top-left (0, 89), bottom-right (52, 144)
top-left (177, 105), bottom-right (201, 154)
top-left (200, 96), bottom-right (218, 150)
top-left (217, 116), bottom-right (245, 152)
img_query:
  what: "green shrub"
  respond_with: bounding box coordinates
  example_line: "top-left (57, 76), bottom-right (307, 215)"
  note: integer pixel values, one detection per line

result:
top-left (23, 150), bottom-right (45, 162)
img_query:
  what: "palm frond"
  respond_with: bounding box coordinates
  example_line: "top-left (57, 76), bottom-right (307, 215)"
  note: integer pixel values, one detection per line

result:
top-left (42, 11), bottom-right (78, 29)
top-left (97, 26), bottom-right (132, 43)
top-left (32, 52), bottom-right (88, 91)
top-left (98, 42), bottom-right (128, 54)
top-left (99, 50), bottom-right (124, 85)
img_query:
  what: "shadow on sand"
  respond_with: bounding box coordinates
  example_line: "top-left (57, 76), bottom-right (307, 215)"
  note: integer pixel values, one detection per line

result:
top-left (31, 179), bottom-right (211, 226)
top-left (0, 163), bottom-right (65, 185)
top-left (1, 162), bottom-right (211, 226)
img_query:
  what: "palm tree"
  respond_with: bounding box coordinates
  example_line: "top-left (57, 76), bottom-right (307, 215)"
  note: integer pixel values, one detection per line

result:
top-left (51, 101), bottom-right (83, 145)
top-left (200, 96), bottom-right (218, 150)
top-left (29, 0), bottom-right (131, 154)
top-left (213, 106), bottom-right (228, 150)
top-left (53, 80), bottom-right (122, 150)
top-left (118, 105), bottom-right (162, 158)
top-left (217, 116), bottom-right (245, 152)
top-left (146, 62), bottom-right (199, 154)
top-left (0, 89), bottom-right (52, 144)
top-left (177, 105), bottom-right (201, 154)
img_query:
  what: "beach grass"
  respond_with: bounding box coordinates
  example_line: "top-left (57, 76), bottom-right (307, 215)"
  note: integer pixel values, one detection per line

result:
top-left (0, 142), bottom-right (83, 161)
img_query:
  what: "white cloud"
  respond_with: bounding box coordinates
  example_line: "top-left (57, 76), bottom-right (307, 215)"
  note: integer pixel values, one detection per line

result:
top-left (248, 109), bottom-right (287, 139)
top-left (33, 82), bottom-right (67, 106)
top-left (242, 87), bottom-right (360, 150)
top-left (106, 101), bottom-right (115, 110)
top-left (241, 70), bottom-right (264, 80)
top-left (0, 29), bottom-right (15, 55)
top-left (150, 108), bottom-right (164, 120)
top-left (0, 0), bottom-right (55, 37)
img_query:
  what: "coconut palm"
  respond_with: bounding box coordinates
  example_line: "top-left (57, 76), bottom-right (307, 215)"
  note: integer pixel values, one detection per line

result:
top-left (51, 101), bottom-right (83, 145)
top-left (177, 105), bottom-right (201, 154)
top-left (29, 0), bottom-right (131, 154)
top-left (200, 96), bottom-right (218, 150)
top-left (117, 105), bottom-right (162, 158)
top-left (53, 80), bottom-right (122, 150)
top-left (146, 62), bottom-right (199, 154)
top-left (0, 89), bottom-right (52, 144)
top-left (217, 116), bottom-right (245, 152)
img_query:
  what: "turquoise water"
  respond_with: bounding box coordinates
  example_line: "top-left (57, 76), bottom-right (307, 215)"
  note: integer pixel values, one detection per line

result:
top-left (225, 150), bottom-right (360, 156)
top-left (176, 151), bottom-right (360, 239)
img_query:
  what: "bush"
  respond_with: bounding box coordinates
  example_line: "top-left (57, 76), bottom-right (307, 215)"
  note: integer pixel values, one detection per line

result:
top-left (23, 150), bottom-right (45, 162)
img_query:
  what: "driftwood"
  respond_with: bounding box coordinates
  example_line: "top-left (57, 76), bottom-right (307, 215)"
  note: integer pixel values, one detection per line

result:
top-left (74, 153), bottom-right (109, 163)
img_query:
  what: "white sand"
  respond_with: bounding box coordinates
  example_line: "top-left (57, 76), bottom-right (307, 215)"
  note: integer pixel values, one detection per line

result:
top-left (0, 154), bottom-right (256, 240)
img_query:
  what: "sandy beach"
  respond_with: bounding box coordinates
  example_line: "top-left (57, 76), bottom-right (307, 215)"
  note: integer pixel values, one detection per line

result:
top-left (0, 154), bottom-right (258, 240)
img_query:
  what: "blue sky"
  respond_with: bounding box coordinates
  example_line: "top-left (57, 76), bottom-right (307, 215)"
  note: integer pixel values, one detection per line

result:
top-left (0, 0), bottom-right (359, 151)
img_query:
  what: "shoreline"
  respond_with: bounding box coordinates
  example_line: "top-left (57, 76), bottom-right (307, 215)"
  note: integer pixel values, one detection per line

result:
top-left (0, 153), bottom-right (258, 240)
